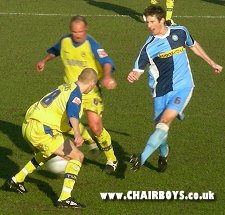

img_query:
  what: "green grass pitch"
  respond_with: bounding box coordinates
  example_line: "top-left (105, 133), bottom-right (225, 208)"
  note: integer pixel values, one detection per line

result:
top-left (0, 0), bottom-right (225, 214)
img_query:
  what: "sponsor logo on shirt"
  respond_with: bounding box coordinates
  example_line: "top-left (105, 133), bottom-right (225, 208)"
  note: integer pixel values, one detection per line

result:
top-left (97, 49), bottom-right (108, 58)
top-left (72, 97), bottom-right (81, 105)
top-left (65, 59), bottom-right (87, 67)
top-left (158, 46), bottom-right (184, 58)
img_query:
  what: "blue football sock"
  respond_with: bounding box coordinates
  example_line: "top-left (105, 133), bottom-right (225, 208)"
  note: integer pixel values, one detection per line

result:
top-left (141, 123), bottom-right (169, 165)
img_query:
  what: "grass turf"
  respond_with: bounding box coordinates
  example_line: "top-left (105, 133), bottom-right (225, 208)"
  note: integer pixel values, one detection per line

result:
top-left (0, 0), bottom-right (225, 214)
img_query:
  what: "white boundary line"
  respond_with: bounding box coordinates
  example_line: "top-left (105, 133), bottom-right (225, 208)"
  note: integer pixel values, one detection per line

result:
top-left (0, 12), bottom-right (225, 18)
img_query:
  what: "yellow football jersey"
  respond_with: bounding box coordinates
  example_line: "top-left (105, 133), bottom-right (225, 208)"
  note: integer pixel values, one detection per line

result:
top-left (60, 35), bottom-right (104, 83)
top-left (25, 83), bottom-right (82, 133)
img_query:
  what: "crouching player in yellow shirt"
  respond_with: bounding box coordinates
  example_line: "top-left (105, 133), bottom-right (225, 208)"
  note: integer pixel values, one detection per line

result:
top-left (4, 68), bottom-right (97, 209)
top-left (36, 15), bottom-right (118, 173)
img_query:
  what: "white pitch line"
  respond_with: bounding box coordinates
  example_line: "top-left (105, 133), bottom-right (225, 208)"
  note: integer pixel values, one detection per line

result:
top-left (0, 12), bottom-right (225, 18)
top-left (174, 15), bottom-right (225, 19)
top-left (0, 12), bottom-right (127, 17)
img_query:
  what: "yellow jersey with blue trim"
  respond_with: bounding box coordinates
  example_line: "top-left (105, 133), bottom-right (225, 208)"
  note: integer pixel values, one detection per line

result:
top-left (47, 34), bottom-right (115, 84)
top-left (25, 83), bottom-right (82, 133)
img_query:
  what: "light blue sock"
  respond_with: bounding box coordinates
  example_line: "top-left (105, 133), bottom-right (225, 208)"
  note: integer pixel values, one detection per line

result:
top-left (159, 139), bottom-right (169, 157)
top-left (141, 123), bottom-right (169, 165)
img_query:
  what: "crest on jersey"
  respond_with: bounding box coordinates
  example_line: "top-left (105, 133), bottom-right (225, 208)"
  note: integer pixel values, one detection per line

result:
top-left (97, 49), bottom-right (108, 58)
top-left (172, 34), bottom-right (179, 41)
top-left (72, 97), bottom-right (81, 105)
top-left (93, 98), bottom-right (98, 106)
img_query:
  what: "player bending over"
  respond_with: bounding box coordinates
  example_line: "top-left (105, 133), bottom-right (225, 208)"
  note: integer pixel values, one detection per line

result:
top-left (4, 68), bottom-right (98, 209)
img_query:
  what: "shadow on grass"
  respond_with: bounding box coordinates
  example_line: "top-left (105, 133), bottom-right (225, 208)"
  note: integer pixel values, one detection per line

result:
top-left (0, 120), bottom-right (32, 154)
top-left (0, 150), bottom-right (58, 204)
top-left (201, 0), bottom-right (225, 6)
top-left (85, 139), bottom-right (159, 176)
top-left (0, 120), bottom-right (130, 202)
top-left (82, 140), bottom-right (129, 179)
top-left (84, 0), bottom-right (144, 22)
top-left (0, 120), bottom-right (57, 203)
top-left (144, 161), bottom-right (158, 172)
top-left (0, 146), bottom-right (19, 179)
top-left (27, 177), bottom-right (58, 203)
top-left (1, 176), bottom-right (58, 205)
top-left (113, 140), bottom-right (129, 179)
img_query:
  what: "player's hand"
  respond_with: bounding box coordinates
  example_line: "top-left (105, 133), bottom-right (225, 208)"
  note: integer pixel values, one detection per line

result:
top-left (212, 63), bottom-right (223, 74)
top-left (101, 77), bottom-right (117, 89)
top-left (74, 135), bottom-right (84, 147)
top-left (36, 60), bottom-right (46, 72)
top-left (127, 71), bottom-right (141, 83)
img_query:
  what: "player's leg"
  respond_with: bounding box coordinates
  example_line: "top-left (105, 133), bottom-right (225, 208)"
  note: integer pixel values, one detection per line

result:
top-left (5, 120), bottom-right (52, 193)
top-left (165, 0), bottom-right (176, 26)
top-left (131, 109), bottom-right (176, 171)
top-left (158, 138), bottom-right (170, 172)
top-left (5, 151), bottom-right (46, 193)
top-left (79, 123), bottom-right (99, 156)
top-left (67, 123), bottom-right (99, 155)
top-left (81, 96), bottom-right (100, 155)
top-left (142, 110), bottom-right (175, 159)
top-left (86, 110), bottom-right (117, 174)
top-left (154, 102), bottom-right (170, 172)
top-left (157, 88), bottom-right (193, 171)
top-left (54, 139), bottom-right (85, 209)
top-left (6, 151), bottom-right (47, 193)
top-left (68, 103), bottom-right (99, 156)
top-left (131, 88), bottom-right (193, 171)
top-left (83, 90), bottom-right (117, 173)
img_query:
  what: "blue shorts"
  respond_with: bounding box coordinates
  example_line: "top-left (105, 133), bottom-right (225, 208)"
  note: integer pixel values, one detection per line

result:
top-left (153, 87), bottom-right (194, 122)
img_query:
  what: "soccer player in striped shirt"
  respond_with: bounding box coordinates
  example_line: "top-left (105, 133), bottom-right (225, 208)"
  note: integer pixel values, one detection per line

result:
top-left (128, 5), bottom-right (222, 172)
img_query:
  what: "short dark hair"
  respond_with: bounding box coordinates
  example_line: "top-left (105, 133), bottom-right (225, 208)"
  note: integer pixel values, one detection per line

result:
top-left (143, 5), bottom-right (166, 21)
top-left (78, 68), bottom-right (97, 83)
top-left (70, 15), bottom-right (88, 27)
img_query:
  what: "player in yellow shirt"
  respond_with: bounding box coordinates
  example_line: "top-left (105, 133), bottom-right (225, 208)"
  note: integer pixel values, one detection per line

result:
top-left (150, 0), bottom-right (175, 25)
top-left (36, 16), bottom-right (118, 173)
top-left (4, 68), bottom-right (98, 208)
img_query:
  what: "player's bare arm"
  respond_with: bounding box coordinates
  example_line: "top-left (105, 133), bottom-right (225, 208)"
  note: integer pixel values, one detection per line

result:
top-left (70, 117), bottom-right (84, 147)
top-left (36, 53), bottom-right (56, 72)
top-left (101, 63), bottom-right (117, 89)
top-left (190, 42), bottom-right (223, 74)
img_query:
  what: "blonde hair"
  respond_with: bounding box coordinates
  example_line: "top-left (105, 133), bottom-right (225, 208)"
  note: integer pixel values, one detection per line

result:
top-left (78, 68), bottom-right (98, 84)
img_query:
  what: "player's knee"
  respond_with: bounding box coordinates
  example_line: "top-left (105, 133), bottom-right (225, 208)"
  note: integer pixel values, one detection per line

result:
top-left (156, 122), bottom-right (169, 132)
top-left (70, 150), bottom-right (84, 163)
top-left (77, 151), bottom-right (84, 162)
top-left (79, 151), bottom-right (84, 162)
top-left (89, 123), bottom-right (103, 136)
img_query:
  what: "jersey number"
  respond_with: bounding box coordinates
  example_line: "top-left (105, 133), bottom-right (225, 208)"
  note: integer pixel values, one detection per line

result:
top-left (40, 89), bottom-right (61, 108)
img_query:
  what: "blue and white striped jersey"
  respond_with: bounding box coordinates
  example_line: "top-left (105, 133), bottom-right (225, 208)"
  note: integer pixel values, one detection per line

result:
top-left (133, 26), bottom-right (195, 97)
